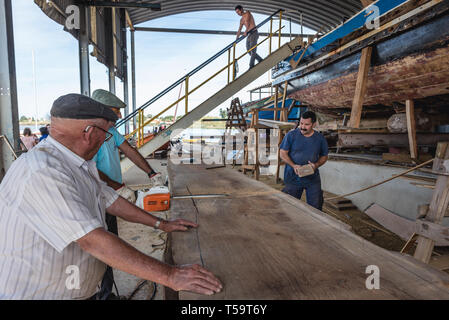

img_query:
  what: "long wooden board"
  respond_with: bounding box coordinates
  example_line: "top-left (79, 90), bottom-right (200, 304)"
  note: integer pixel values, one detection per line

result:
top-left (166, 164), bottom-right (449, 299)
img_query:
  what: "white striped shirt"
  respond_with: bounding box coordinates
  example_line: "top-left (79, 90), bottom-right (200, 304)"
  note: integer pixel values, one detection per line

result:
top-left (0, 136), bottom-right (118, 299)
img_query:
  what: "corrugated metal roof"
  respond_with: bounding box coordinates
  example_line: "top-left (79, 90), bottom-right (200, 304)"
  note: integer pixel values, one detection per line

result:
top-left (125, 0), bottom-right (365, 32)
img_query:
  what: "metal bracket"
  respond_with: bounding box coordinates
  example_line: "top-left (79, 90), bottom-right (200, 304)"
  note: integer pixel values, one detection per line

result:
top-left (0, 135), bottom-right (18, 159)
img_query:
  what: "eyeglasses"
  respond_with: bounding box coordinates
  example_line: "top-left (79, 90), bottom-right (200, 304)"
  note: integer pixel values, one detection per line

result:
top-left (83, 125), bottom-right (113, 142)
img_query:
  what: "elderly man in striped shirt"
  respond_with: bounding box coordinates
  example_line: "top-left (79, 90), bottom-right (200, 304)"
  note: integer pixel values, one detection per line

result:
top-left (0, 94), bottom-right (222, 299)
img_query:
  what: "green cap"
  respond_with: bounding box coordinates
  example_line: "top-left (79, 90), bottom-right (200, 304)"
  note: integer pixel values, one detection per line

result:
top-left (92, 89), bottom-right (126, 109)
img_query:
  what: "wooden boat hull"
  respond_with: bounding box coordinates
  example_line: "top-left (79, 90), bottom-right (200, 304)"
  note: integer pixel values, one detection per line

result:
top-left (286, 11), bottom-right (449, 109)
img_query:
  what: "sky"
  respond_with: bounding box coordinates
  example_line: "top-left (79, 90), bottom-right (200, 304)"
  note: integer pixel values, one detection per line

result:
top-left (11, 1), bottom-right (313, 124)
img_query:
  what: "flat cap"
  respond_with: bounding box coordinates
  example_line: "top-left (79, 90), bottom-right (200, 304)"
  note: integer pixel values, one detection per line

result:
top-left (92, 89), bottom-right (127, 109)
top-left (51, 93), bottom-right (118, 122)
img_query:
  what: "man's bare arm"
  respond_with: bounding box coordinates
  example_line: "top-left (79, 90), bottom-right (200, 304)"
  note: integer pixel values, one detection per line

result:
top-left (77, 228), bottom-right (222, 295)
top-left (98, 170), bottom-right (123, 190)
top-left (107, 195), bottom-right (198, 233)
top-left (118, 140), bottom-right (157, 177)
top-left (309, 155), bottom-right (328, 171)
top-left (236, 19), bottom-right (244, 39)
top-left (280, 149), bottom-right (301, 175)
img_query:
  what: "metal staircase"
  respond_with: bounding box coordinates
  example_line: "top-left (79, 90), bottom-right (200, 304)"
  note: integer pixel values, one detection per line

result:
top-left (118, 10), bottom-right (302, 172)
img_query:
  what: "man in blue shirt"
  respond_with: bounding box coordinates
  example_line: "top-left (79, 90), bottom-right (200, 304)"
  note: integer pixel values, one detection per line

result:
top-left (92, 89), bottom-right (159, 299)
top-left (92, 89), bottom-right (159, 191)
top-left (279, 111), bottom-right (328, 210)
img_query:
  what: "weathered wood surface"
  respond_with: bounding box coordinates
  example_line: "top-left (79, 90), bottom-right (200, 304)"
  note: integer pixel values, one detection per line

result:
top-left (166, 164), bottom-right (449, 299)
top-left (289, 46), bottom-right (449, 109)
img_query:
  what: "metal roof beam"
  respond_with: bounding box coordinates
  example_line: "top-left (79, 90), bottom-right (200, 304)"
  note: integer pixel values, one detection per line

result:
top-left (133, 26), bottom-right (314, 38)
top-left (82, 1), bottom-right (162, 10)
top-left (126, 0), bottom-right (362, 29)
top-left (129, 6), bottom-right (331, 31)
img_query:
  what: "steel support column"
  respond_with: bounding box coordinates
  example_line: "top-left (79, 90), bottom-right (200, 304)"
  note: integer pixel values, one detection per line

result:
top-left (0, 0), bottom-right (20, 178)
top-left (122, 20), bottom-right (129, 134)
top-left (130, 30), bottom-right (136, 131)
top-left (108, 67), bottom-right (115, 94)
top-left (79, 5), bottom-right (90, 96)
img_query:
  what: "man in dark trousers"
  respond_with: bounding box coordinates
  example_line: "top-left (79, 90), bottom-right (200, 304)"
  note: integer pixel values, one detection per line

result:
top-left (279, 111), bottom-right (328, 210)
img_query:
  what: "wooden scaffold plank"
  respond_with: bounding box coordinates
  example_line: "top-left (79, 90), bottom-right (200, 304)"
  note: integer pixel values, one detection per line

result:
top-left (166, 164), bottom-right (449, 300)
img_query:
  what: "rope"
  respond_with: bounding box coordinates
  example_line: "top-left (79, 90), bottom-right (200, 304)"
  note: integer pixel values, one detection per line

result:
top-left (324, 158), bottom-right (435, 201)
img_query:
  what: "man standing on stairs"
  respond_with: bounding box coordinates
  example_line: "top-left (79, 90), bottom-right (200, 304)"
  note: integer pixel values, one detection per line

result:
top-left (91, 89), bottom-right (160, 299)
top-left (279, 111), bottom-right (328, 210)
top-left (235, 5), bottom-right (263, 69)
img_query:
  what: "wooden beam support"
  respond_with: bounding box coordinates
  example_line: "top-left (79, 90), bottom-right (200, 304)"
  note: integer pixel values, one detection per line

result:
top-left (255, 128), bottom-right (260, 180)
top-left (260, 107), bottom-right (288, 112)
top-left (414, 142), bottom-right (449, 263)
top-left (406, 100), bottom-right (418, 161)
top-left (415, 219), bottom-right (449, 245)
top-left (348, 47), bottom-right (372, 128)
top-left (338, 132), bottom-right (449, 149)
top-left (112, 6), bottom-right (117, 70)
top-left (280, 81), bottom-right (288, 122)
top-left (90, 6), bottom-right (97, 50)
top-left (274, 86), bottom-right (279, 121)
top-left (125, 9), bottom-right (134, 31)
top-left (276, 129), bottom-right (285, 184)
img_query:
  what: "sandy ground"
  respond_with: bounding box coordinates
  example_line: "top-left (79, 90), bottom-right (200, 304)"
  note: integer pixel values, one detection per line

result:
top-left (114, 158), bottom-right (171, 300)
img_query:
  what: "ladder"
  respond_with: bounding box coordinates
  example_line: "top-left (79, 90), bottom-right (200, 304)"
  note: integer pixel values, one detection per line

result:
top-left (225, 98), bottom-right (247, 134)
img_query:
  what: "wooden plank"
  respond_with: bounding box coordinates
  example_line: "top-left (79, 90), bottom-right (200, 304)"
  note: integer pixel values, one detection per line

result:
top-left (415, 219), bottom-right (449, 244)
top-left (361, 0), bottom-right (375, 7)
top-left (338, 133), bottom-right (449, 148)
top-left (274, 86), bottom-right (279, 121)
top-left (382, 153), bottom-right (433, 163)
top-left (259, 108), bottom-right (288, 112)
top-left (364, 204), bottom-right (418, 241)
top-left (90, 7), bottom-right (97, 50)
top-left (401, 233), bottom-right (419, 254)
top-left (257, 119), bottom-right (296, 130)
top-left (255, 128), bottom-right (259, 180)
top-left (365, 204), bottom-right (449, 246)
top-left (348, 47), bottom-right (373, 128)
top-left (327, 198), bottom-right (352, 205)
top-left (410, 183), bottom-right (435, 189)
top-left (275, 129), bottom-right (284, 183)
top-left (415, 142), bottom-right (449, 263)
top-left (125, 9), bottom-right (134, 30)
top-left (280, 81), bottom-right (288, 122)
top-left (326, 202), bottom-right (356, 211)
top-left (167, 164), bottom-right (449, 299)
top-left (406, 100), bottom-right (418, 160)
top-left (430, 255), bottom-right (449, 271)
top-left (397, 175), bottom-right (436, 184)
